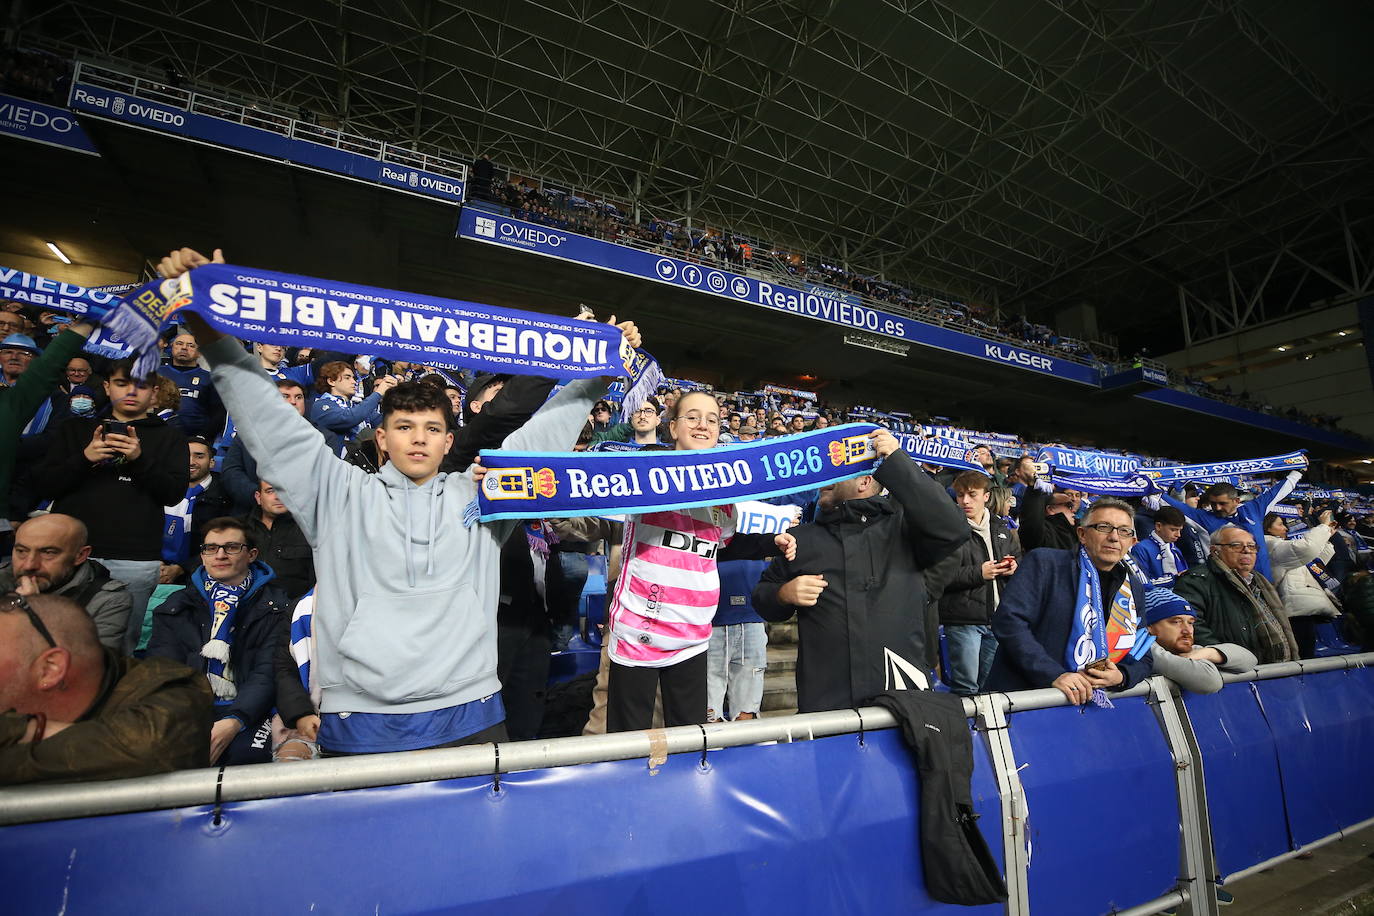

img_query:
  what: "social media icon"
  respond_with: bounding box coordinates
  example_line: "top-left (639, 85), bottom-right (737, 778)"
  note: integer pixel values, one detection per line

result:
top-left (682, 265), bottom-right (702, 287)
top-left (707, 272), bottom-right (727, 292)
top-left (655, 259), bottom-right (677, 281)
top-left (730, 277), bottom-right (750, 298)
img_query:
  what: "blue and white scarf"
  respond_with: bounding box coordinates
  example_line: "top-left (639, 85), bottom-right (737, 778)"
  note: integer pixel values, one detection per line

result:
top-left (1068, 549), bottom-right (1154, 708)
top-left (472, 423), bottom-right (887, 523)
top-left (201, 570), bottom-right (253, 702)
top-left (1037, 446), bottom-right (1141, 478)
top-left (162, 480), bottom-right (208, 566)
top-left (892, 432), bottom-right (985, 473)
top-left (0, 267), bottom-right (133, 359)
top-left (289, 590), bottom-right (315, 700)
top-left (1134, 451), bottom-right (1307, 485)
top-left (1050, 471), bottom-right (1157, 497)
top-left (98, 264), bottom-right (661, 409)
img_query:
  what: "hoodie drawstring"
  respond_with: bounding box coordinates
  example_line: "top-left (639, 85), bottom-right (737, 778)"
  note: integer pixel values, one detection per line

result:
top-left (404, 485), bottom-right (416, 587)
top-left (427, 484), bottom-right (438, 576)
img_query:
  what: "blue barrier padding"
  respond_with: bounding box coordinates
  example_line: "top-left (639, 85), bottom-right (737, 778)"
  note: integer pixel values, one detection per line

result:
top-left (1182, 683), bottom-right (1291, 876)
top-left (1313, 620), bottom-right (1360, 657)
top-left (1252, 667), bottom-right (1374, 847)
top-left (1006, 694), bottom-right (1179, 915)
top-left (0, 728), bottom-right (1005, 915)
top-left (546, 646), bottom-right (601, 685)
top-left (580, 591), bottom-right (606, 646)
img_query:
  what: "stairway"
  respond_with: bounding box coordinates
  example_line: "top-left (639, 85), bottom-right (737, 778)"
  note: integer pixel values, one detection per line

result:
top-left (761, 621), bottom-right (798, 717)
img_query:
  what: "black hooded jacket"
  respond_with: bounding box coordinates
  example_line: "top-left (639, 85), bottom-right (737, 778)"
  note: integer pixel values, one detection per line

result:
top-left (36, 414), bottom-right (189, 560)
top-left (753, 450), bottom-right (968, 712)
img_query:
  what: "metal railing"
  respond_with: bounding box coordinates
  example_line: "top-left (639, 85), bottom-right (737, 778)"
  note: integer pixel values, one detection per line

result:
top-left (71, 62), bottom-right (467, 184)
top-left (0, 652), bottom-right (1365, 828)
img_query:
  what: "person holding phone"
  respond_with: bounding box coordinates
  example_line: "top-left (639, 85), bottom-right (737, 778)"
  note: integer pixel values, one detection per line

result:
top-left (34, 359), bottom-right (189, 651)
top-left (931, 471), bottom-right (1021, 696)
top-left (986, 497), bottom-right (1155, 704)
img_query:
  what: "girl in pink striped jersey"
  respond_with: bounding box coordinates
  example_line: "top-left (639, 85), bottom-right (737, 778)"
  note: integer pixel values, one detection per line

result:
top-left (605, 391), bottom-right (796, 732)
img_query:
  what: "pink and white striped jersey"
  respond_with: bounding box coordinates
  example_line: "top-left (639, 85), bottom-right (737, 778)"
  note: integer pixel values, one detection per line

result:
top-left (607, 506), bottom-right (738, 668)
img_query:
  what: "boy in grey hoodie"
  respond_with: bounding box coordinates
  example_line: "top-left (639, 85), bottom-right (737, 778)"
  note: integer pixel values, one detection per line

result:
top-left (160, 247), bottom-right (641, 753)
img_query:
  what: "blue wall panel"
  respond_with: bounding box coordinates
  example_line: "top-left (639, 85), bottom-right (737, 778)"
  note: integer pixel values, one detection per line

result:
top-left (1007, 696), bottom-right (1180, 915)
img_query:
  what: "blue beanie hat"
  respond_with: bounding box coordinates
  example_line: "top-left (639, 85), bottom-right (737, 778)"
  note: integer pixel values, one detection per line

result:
top-left (1143, 587), bottom-right (1195, 627)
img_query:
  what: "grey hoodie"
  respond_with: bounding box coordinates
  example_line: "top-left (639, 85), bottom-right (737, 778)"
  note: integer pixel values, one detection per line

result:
top-left (205, 337), bottom-right (603, 715)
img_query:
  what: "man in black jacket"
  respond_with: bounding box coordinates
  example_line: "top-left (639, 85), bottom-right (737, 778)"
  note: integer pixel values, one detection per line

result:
top-left (35, 359), bottom-right (189, 651)
top-left (1016, 483), bottom-right (1078, 551)
top-left (147, 517), bottom-right (287, 765)
top-left (753, 431), bottom-right (968, 712)
top-left (934, 471), bottom-right (1021, 695)
top-left (242, 480), bottom-right (314, 603)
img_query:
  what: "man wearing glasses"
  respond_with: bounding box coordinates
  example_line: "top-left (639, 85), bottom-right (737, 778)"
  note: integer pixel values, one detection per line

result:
top-left (0, 591), bottom-right (212, 785)
top-left (1163, 475), bottom-right (1302, 582)
top-left (1173, 525), bottom-right (1298, 663)
top-left (987, 498), bottom-right (1155, 704)
top-left (590, 396), bottom-right (665, 451)
top-left (147, 518), bottom-right (288, 765)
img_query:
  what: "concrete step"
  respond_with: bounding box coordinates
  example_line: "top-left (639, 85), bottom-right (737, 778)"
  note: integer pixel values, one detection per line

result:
top-left (766, 621), bottom-right (797, 645)
top-left (760, 671), bottom-right (796, 712)
top-left (767, 643), bottom-right (797, 673)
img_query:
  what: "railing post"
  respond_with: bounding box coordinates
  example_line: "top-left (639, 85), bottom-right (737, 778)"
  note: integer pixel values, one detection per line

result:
top-left (973, 693), bottom-right (1030, 916)
top-left (1147, 676), bottom-right (1221, 916)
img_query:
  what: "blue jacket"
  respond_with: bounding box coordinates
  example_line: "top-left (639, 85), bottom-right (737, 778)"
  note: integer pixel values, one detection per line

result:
top-left (157, 364), bottom-right (222, 438)
top-left (146, 560), bottom-right (287, 727)
top-left (986, 547), bottom-right (1154, 693)
top-left (1163, 473), bottom-right (1299, 580)
top-left (308, 392), bottom-right (383, 456)
top-left (1129, 536), bottom-right (1187, 588)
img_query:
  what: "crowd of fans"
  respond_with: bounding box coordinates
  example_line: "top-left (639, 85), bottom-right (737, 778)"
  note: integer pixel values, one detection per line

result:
top-left (472, 172), bottom-right (1371, 423)
top-left (1171, 371), bottom-right (1355, 436)
top-left (0, 47), bottom-right (70, 106)
top-left (469, 174), bottom-right (1116, 368)
top-left (1, 251), bottom-right (1371, 789)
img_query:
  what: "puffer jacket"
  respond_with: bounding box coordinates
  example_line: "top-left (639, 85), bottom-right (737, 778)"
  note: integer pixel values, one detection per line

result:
top-left (1266, 527), bottom-right (1340, 619)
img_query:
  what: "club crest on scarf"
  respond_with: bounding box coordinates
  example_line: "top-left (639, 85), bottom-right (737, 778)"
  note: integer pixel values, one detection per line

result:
top-left (829, 433), bottom-right (873, 466)
top-left (483, 467), bottom-right (559, 501)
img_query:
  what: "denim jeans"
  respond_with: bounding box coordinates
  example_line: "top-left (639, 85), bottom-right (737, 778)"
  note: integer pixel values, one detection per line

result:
top-left (944, 624), bottom-right (997, 697)
top-left (545, 550), bottom-right (589, 651)
top-left (93, 558), bottom-right (161, 653)
top-left (706, 622), bottom-right (768, 720)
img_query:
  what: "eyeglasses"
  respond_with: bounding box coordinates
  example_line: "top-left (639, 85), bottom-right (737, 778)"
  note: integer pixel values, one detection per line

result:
top-left (200, 542), bottom-right (248, 556)
top-left (67, 368), bottom-right (92, 376)
top-left (1083, 523), bottom-right (1135, 538)
top-left (2, 592), bottom-right (57, 649)
top-left (1217, 542), bottom-right (1259, 553)
top-left (633, 407), bottom-right (658, 416)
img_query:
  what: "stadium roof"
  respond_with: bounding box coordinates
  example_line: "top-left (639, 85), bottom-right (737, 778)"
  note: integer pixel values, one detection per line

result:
top-left (15, 0), bottom-right (1374, 352)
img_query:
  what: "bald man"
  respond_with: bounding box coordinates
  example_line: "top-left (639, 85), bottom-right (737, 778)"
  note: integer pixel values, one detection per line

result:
top-left (0, 514), bottom-right (132, 650)
top-left (0, 593), bottom-right (212, 784)
top-left (157, 329), bottom-right (223, 439)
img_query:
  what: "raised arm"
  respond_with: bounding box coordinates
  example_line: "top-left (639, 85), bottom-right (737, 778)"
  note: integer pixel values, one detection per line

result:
top-left (443, 374), bottom-right (559, 473)
top-left (872, 438), bottom-right (967, 568)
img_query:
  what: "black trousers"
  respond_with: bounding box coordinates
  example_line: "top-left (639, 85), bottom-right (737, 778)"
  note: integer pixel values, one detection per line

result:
top-left (497, 621), bottom-right (552, 741)
top-left (1289, 616), bottom-right (1319, 659)
top-left (606, 652), bottom-right (708, 733)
